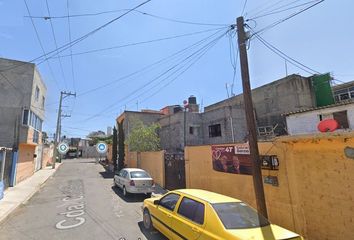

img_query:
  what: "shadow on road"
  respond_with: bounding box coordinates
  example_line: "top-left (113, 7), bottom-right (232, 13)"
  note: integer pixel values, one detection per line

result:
top-left (99, 171), bottom-right (115, 179)
top-left (111, 186), bottom-right (150, 203)
top-left (138, 221), bottom-right (167, 240)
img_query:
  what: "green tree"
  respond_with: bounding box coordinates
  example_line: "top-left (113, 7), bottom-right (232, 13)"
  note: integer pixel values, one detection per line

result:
top-left (125, 120), bottom-right (161, 152)
top-left (118, 121), bottom-right (125, 170)
top-left (112, 126), bottom-right (118, 171)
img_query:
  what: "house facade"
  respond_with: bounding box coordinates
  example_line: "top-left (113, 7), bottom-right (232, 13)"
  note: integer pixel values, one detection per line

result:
top-left (0, 58), bottom-right (47, 184)
top-left (284, 100), bottom-right (354, 135)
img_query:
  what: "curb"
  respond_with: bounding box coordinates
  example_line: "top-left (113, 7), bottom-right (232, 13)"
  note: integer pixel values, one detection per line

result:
top-left (22, 163), bottom-right (62, 204)
top-left (0, 163), bottom-right (62, 223)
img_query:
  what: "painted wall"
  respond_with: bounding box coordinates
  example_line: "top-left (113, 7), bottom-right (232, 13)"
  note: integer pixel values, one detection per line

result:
top-left (42, 144), bottom-right (53, 168)
top-left (286, 103), bottom-right (354, 135)
top-left (126, 151), bottom-right (165, 187)
top-left (185, 132), bottom-right (354, 240)
top-left (16, 144), bottom-right (35, 183)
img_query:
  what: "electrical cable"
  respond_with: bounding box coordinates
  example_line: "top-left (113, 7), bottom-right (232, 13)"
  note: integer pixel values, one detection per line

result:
top-left (45, 0), bottom-right (68, 89)
top-left (45, 27), bottom-right (229, 108)
top-left (241, 0), bottom-right (248, 16)
top-left (24, 9), bottom-right (229, 27)
top-left (246, 0), bottom-right (289, 17)
top-left (252, 31), bottom-right (321, 74)
top-left (251, 0), bottom-right (324, 36)
top-left (0, 0), bottom-right (153, 74)
top-left (47, 27), bottom-right (227, 59)
top-left (23, 0), bottom-right (61, 90)
top-left (67, 0), bottom-right (76, 92)
top-left (74, 27), bottom-right (229, 98)
top-left (118, 31), bottom-right (227, 109)
top-left (249, 0), bottom-right (319, 20)
top-left (73, 29), bottom-right (230, 123)
top-left (140, 33), bottom-right (224, 105)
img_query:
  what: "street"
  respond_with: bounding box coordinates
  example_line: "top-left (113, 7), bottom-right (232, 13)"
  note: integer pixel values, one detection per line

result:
top-left (0, 158), bottom-right (166, 240)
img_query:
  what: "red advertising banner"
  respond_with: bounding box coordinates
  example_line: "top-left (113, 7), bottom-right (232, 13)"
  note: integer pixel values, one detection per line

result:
top-left (211, 144), bottom-right (252, 175)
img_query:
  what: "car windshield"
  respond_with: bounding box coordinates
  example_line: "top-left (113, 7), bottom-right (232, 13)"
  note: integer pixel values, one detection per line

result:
top-left (130, 171), bottom-right (150, 178)
top-left (212, 202), bottom-right (270, 229)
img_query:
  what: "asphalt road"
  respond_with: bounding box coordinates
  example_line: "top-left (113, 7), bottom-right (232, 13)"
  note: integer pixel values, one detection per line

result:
top-left (0, 158), bottom-right (166, 240)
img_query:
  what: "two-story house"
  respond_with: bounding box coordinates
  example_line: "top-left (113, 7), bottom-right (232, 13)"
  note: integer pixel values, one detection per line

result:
top-left (0, 58), bottom-right (47, 184)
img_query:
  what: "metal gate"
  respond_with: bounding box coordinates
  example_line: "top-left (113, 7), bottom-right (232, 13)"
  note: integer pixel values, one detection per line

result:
top-left (0, 148), bottom-right (13, 190)
top-left (164, 152), bottom-right (186, 190)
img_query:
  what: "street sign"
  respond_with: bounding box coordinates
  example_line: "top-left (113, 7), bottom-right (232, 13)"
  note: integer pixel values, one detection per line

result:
top-left (58, 142), bottom-right (69, 155)
top-left (96, 142), bottom-right (107, 154)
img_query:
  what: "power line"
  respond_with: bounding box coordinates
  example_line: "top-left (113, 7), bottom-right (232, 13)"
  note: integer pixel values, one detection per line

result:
top-left (45, 27), bottom-right (229, 108)
top-left (249, 0), bottom-right (320, 20)
top-left (250, 0), bottom-right (324, 35)
top-left (252, 32), bottom-right (320, 74)
top-left (75, 27), bottom-right (229, 98)
top-left (47, 27), bottom-right (227, 59)
top-left (120, 32), bottom-right (226, 109)
top-left (67, 0), bottom-right (76, 92)
top-left (241, 0), bottom-right (248, 16)
top-left (24, 9), bottom-right (230, 26)
top-left (23, 0), bottom-right (61, 90)
top-left (140, 32), bottom-right (224, 105)
top-left (246, 0), bottom-right (289, 17)
top-left (45, 0), bottom-right (68, 89)
top-left (75, 29), bottom-right (230, 122)
top-left (1, 0), bottom-right (153, 74)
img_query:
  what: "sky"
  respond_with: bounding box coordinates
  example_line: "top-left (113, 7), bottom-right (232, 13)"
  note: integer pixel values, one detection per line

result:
top-left (1, 0), bottom-right (354, 139)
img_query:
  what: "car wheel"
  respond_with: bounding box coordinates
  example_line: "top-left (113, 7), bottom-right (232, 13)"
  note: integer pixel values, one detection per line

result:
top-left (143, 209), bottom-right (153, 230)
top-left (123, 186), bottom-right (128, 197)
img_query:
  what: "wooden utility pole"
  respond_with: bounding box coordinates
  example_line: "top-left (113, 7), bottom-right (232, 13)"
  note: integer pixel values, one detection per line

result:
top-left (236, 16), bottom-right (268, 218)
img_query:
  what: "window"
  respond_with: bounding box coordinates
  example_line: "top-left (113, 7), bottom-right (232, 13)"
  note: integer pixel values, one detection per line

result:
top-left (121, 170), bottom-right (128, 178)
top-left (35, 86), bottom-right (40, 101)
top-left (177, 197), bottom-right (205, 225)
top-left (42, 96), bottom-right (45, 108)
top-left (209, 124), bottom-right (222, 137)
top-left (334, 87), bottom-right (354, 102)
top-left (130, 171), bottom-right (150, 178)
top-left (212, 202), bottom-right (270, 229)
top-left (159, 193), bottom-right (180, 211)
top-left (189, 126), bottom-right (200, 136)
top-left (333, 111), bottom-right (349, 129)
top-left (257, 126), bottom-right (274, 136)
top-left (23, 109), bottom-right (29, 125)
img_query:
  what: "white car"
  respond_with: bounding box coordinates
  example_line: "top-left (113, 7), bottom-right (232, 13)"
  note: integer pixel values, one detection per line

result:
top-left (114, 168), bottom-right (154, 197)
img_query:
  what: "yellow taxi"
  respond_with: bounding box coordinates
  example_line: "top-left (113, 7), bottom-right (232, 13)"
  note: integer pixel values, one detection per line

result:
top-left (142, 189), bottom-right (303, 240)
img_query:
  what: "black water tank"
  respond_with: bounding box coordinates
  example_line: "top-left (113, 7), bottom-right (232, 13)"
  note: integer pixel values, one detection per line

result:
top-left (188, 95), bottom-right (197, 104)
top-left (173, 106), bottom-right (183, 113)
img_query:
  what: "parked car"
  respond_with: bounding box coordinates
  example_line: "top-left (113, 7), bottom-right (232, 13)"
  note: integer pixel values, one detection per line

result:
top-left (114, 168), bottom-right (154, 197)
top-left (142, 189), bottom-right (303, 240)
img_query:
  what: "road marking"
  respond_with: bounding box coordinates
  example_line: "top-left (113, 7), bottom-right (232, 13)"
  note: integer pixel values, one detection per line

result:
top-left (56, 180), bottom-right (86, 230)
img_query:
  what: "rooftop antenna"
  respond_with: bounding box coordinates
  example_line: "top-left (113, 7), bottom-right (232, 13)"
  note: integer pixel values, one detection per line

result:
top-left (225, 83), bottom-right (230, 98)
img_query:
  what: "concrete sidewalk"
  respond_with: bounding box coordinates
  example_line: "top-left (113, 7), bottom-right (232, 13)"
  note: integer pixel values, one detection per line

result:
top-left (0, 164), bottom-right (62, 223)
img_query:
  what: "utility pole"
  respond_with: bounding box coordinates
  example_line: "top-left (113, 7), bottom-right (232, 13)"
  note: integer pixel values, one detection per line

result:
top-left (236, 16), bottom-right (268, 218)
top-left (52, 91), bottom-right (76, 169)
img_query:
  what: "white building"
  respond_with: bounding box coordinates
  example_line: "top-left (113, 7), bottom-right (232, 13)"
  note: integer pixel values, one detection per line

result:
top-left (284, 100), bottom-right (354, 135)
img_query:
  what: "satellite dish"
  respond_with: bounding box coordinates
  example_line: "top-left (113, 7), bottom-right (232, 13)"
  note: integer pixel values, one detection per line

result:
top-left (317, 119), bottom-right (339, 132)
